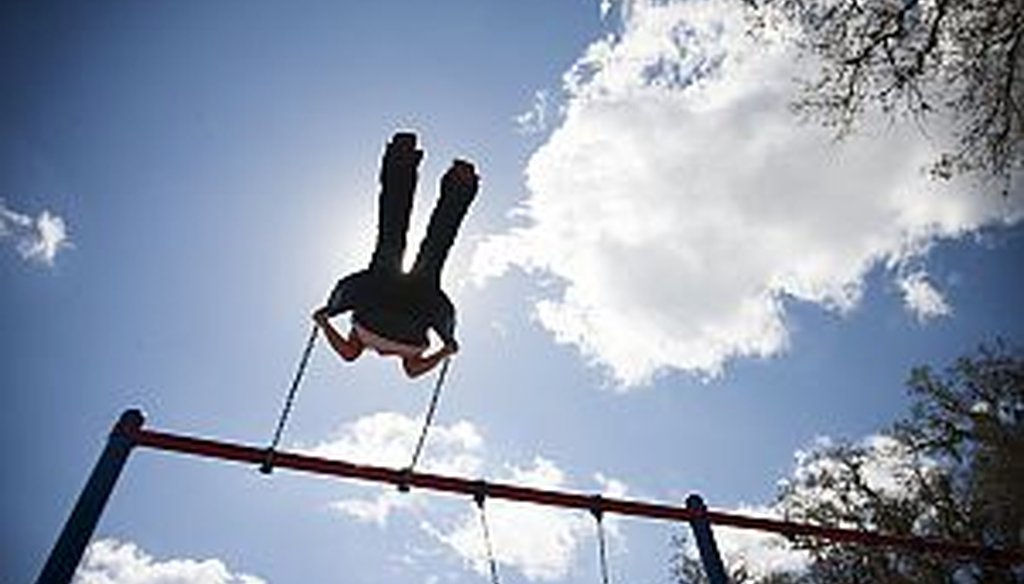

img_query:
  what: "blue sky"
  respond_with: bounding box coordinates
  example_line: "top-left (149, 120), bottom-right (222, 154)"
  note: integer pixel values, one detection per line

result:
top-left (3, 1), bottom-right (1023, 583)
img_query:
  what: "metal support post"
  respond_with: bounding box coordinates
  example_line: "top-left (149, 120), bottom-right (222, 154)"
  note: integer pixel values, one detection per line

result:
top-left (35, 409), bottom-right (144, 584)
top-left (687, 493), bottom-right (729, 584)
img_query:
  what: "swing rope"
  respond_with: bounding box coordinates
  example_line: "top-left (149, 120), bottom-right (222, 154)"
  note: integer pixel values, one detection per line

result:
top-left (474, 483), bottom-right (502, 584)
top-left (590, 496), bottom-right (612, 584)
top-left (399, 356), bottom-right (452, 487)
top-left (260, 323), bottom-right (319, 474)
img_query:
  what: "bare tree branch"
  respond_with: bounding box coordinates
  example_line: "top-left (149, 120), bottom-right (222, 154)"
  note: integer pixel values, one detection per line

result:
top-left (754, 0), bottom-right (1023, 189)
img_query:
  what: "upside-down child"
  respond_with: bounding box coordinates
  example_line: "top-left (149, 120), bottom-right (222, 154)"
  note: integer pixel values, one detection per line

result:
top-left (313, 132), bottom-right (479, 378)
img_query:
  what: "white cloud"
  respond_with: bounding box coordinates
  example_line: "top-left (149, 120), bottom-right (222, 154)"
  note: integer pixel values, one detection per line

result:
top-left (330, 495), bottom-right (408, 526)
top-left (970, 400), bottom-right (992, 416)
top-left (73, 539), bottom-right (265, 584)
top-left (474, 0), bottom-right (1023, 386)
top-left (0, 199), bottom-right (71, 266)
top-left (304, 411), bottom-right (483, 474)
top-left (898, 271), bottom-right (952, 323)
top-left (303, 411), bottom-right (484, 526)
top-left (516, 91), bottom-right (552, 135)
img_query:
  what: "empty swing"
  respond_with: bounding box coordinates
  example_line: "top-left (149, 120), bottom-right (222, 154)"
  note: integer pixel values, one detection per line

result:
top-left (457, 486), bottom-right (617, 584)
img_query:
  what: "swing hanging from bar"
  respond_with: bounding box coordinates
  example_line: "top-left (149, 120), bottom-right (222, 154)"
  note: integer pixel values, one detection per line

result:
top-left (36, 410), bottom-right (1024, 584)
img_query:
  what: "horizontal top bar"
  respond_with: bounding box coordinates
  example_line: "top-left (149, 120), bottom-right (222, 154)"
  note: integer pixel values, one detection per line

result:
top-left (124, 423), bottom-right (1022, 565)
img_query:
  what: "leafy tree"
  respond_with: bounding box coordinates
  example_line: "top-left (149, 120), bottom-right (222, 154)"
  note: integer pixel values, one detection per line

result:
top-left (892, 342), bottom-right (1023, 569)
top-left (671, 342), bottom-right (1023, 583)
top-left (671, 532), bottom-right (810, 583)
top-left (751, 0), bottom-right (1023, 187)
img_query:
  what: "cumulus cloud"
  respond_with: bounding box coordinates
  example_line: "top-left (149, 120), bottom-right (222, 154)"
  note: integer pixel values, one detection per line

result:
top-left (304, 411), bottom-right (483, 474)
top-left (476, 0), bottom-right (1023, 386)
top-left (303, 411), bottom-right (484, 525)
top-left (74, 539), bottom-right (264, 584)
top-left (0, 199), bottom-right (71, 266)
top-left (307, 413), bottom-right (628, 581)
top-left (898, 271), bottom-right (952, 323)
top-left (516, 91), bottom-right (553, 135)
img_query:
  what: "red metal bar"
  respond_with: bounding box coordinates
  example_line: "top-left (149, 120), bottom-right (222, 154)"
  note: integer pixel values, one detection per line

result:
top-left (127, 425), bottom-right (1022, 566)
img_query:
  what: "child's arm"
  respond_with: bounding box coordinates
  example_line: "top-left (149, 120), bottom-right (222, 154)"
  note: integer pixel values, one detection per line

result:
top-left (402, 344), bottom-right (457, 379)
top-left (313, 308), bottom-right (364, 361)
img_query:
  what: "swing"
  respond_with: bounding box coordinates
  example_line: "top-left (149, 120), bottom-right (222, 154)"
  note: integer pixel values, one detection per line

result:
top-left (260, 323), bottom-right (453, 475)
top-left (48, 409), bottom-right (1021, 584)
top-left (464, 485), bottom-right (615, 584)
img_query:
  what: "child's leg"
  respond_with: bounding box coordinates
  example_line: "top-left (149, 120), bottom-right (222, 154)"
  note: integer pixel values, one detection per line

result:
top-left (369, 132), bottom-right (423, 275)
top-left (410, 160), bottom-right (479, 287)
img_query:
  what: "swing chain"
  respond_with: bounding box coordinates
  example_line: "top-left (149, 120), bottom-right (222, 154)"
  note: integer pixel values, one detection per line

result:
top-left (261, 323), bottom-right (319, 474)
top-left (590, 495), bottom-right (612, 584)
top-left (401, 356), bottom-right (452, 487)
top-left (473, 481), bottom-right (501, 584)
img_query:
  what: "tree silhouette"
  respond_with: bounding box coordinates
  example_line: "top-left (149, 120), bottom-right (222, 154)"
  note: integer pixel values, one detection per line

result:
top-left (753, 0), bottom-right (1022, 188)
top-left (671, 341), bottom-right (1023, 583)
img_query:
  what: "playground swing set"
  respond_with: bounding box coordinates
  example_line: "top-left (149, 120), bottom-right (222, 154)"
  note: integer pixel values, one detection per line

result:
top-left (34, 326), bottom-right (1024, 584)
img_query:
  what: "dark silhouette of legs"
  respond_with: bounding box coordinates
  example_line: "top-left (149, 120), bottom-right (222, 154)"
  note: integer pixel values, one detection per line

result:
top-left (410, 160), bottom-right (479, 288)
top-left (369, 132), bottom-right (423, 275)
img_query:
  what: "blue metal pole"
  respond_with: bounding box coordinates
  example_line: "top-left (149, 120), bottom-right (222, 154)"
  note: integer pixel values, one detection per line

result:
top-left (35, 409), bottom-right (144, 584)
top-left (687, 493), bottom-right (729, 584)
